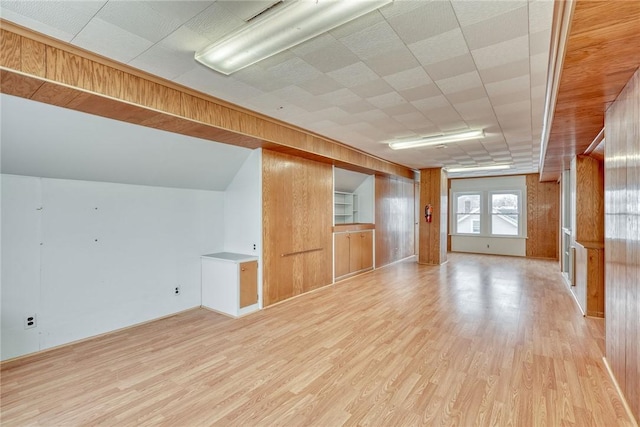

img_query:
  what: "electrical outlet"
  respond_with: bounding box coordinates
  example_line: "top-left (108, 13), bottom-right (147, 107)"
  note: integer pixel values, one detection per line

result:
top-left (24, 314), bottom-right (37, 329)
top-left (253, 243), bottom-right (256, 251)
top-left (174, 286), bottom-right (180, 296)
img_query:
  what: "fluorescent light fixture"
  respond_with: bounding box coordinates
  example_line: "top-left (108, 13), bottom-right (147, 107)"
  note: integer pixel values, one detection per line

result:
top-left (195, 0), bottom-right (392, 75)
top-left (446, 164), bottom-right (511, 173)
top-left (388, 130), bottom-right (485, 150)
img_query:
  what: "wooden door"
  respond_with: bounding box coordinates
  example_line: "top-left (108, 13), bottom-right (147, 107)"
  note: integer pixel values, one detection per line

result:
top-left (239, 261), bottom-right (258, 308)
top-left (360, 231), bottom-right (374, 270)
top-left (334, 233), bottom-right (351, 278)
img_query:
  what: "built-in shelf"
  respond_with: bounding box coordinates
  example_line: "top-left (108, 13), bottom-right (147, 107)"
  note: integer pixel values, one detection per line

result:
top-left (334, 191), bottom-right (358, 224)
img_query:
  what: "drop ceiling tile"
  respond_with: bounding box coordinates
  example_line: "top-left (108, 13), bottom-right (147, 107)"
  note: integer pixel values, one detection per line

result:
top-left (412, 95), bottom-right (451, 113)
top-left (72, 18), bottom-right (154, 64)
top-left (461, 6), bottom-right (528, 51)
top-left (367, 92), bottom-right (408, 109)
top-left (435, 71), bottom-right (483, 95)
top-left (329, 8), bottom-right (385, 38)
top-left (184, 2), bottom-right (245, 42)
top-left (130, 45), bottom-right (199, 81)
top-left (393, 112), bottom-right (432, 127)
top-left (319, 88), bottom-right (361, 106)
top-left (529, 0), bottom-right (555, 34)
top-left (264, 57), bottom-right (322, 86)
top-left (425, 106), bottom-right (463, 126)
top-left (297, 75), bottom-right (343, 96)
top-left (327, 62), bottom-right (380, 88)
top-left (0, 1), bottom-right (105, 41)
top-left (350, 79), bottom-right (394, 98)
top-left (399, 83), bottom-right (443, 102)
top-left (530, 29), bottom-right (552, 56)
top-left (364, 48), bottom-right (421, 77)
top-left (232, 65), bottom-right (291, 92)
top-left (353, 109), bottom-right (390, 123)
top-left (387, 1), bottom-right (458, 44)
top-left (340, 100), bottom-right (376, 115)
top-left (301, 41), bottom-right (360, 73)
top-left (454, 98), bottom-right (495, 120)
top-left (494, 100), bottom-right (531, 117)
top-left (477, 58), bottom-right (529, 85)
top-left (485, 75), bottom-right (531, 98)
top-left (95, 1), bottom-right (199, 44)
top-left (383, 103), bottom-right (419, 117)
top-left (471, 35), bottom-right (529, 70)
top-left (409, 28), bottom-right (470, 66)
top-left (488, 89), bottom-right (531, 107)
top-left (383, 67), bottom-right (432, 91)
top-left (446, 86), bottom-right (488, 105)
top-left (339, 21), bottom-right (405, 60)
top-left (290, 33), bottom-right (336, 56)
top-left (217, 0), bottom-right (276, 21)
top-left (451, 0), bottom-right (527, 28)
top-left (423, 53), bottom-right (477, 81)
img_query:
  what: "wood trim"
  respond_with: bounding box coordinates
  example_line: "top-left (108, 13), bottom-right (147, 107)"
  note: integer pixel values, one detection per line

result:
top-left (333, 223), bottom-right (375, 232)
top-left (0, 21), bottom-right (414, 179)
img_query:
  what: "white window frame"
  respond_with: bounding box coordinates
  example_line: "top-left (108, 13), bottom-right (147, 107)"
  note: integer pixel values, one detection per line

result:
top-left (489, 190), bottom-right (522, 237)
top-left (452, 191), bottom-right (483, 235)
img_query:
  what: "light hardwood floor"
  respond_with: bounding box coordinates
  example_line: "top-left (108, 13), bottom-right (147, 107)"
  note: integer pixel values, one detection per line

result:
top-left (1, 253), bottom-right (634, 426)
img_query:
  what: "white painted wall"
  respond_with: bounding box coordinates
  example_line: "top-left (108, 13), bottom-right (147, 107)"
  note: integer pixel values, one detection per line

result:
top-left (450, 176), bottom-right (527, 257)
top-left (223, 149), bottom-right (263, 309)
top-left (1, 174), bottom-right (225, 360)
top-left (354, 175), bottom-right (375, 223)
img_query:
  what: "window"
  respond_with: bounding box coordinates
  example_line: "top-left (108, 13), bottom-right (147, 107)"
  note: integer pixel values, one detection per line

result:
top-left (452, 189), bottom-right (524, 237)
top-left (490, 192), bottom-right (520, 236)
top-left (454, 193), bottom-right (481, 234)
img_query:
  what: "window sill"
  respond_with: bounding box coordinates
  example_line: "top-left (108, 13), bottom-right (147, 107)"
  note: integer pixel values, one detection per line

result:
top-left (450, 234), bottom-right (528, 239)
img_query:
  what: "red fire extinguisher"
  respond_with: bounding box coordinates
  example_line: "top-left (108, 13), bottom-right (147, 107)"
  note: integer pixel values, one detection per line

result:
top-left (425, 204), bottom-right (433, 223)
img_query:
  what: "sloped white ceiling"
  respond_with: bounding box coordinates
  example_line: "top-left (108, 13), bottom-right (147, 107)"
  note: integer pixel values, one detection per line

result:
top-left (0, 0), bottom-right (554, 178)
top-left (0, 95), bottom-right (251, 191)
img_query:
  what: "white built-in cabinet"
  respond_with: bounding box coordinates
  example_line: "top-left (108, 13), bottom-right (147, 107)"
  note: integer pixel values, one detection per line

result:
top-left (201, 252), bottom-right (259, 318)
top-left (334, 191), bottom-right (358, 224)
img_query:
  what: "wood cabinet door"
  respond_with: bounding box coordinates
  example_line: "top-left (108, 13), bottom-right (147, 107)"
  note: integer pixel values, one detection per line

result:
top-left (360, 231), bottom-right (374, 271)
top-left (334, 233), bottom-right (351, 278)
top-left (349, 232), bottom-right (362, 273)
top-left (239, 261), bottom-right (258, 308)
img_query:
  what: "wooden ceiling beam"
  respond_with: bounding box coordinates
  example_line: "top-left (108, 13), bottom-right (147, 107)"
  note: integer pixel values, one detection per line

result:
top-left (0, 21), bottom-right (414, 180)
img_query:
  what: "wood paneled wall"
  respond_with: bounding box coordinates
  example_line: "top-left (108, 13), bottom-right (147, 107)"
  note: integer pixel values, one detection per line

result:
top-left (572, 155), bottom-right (605, 244)
top-left (418, 168), bottom-right (447, 265)
top-left (374, 175), bottom-right (415, 268)
top-left (262, 150), bottom-right (333, 307)
top-left (604, 68), bottom-right (640, 422)
top-left (0, 22), bottom-right (414, 180)
top-left (525, 174), bottom-right (560, 259)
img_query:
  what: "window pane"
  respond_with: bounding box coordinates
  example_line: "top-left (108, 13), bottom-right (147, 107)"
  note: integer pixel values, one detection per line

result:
top-left (457, 214), bottom-right (480, 234)
top-left (492, 214), bottom-right (519, 235)
top-left (491, 193), bottom-right (519, 235)
top-left (456, 194), bottom-right (480, 213)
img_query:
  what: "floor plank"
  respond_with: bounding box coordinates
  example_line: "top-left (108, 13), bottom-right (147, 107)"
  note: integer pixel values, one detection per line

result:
top-left (0, 253), bottom-right (633, 426)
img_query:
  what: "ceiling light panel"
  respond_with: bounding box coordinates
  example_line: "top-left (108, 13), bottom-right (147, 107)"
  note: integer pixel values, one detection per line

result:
top-left (195, 0), bottom-right (392, 75)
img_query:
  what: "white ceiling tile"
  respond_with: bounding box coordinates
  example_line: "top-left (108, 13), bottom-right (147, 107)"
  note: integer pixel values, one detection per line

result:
top-left (383, 103), bottom-right (419, 117)
top-left (340, 100), bottom-right (376, 115)
top-left (184, 2), bottom-right (245, 42)
top-left (447, 87), bottom-right (488, 105)
top-left (300, 40), bottom-right (360, 73)
top-left (339, 21), bottom-right (405, 60)
top-left (0, 1), bottom-right (106, 41)
top-left (529, 0), bottom-right (555, 33)
top-left (478, 58), bottom-right (530, 84)
top-left (530, 29), bottom-right (552, 56)
top-left (72, 18), bottom-right (154, 64)
top-left (384, 67), bottom-right (433, 91)
top-left (387, 1), bottom-right (459, 44)
top-left (319, 88), bottom-right (361, 106)
top-left (436, 71), bottom-right (483, 95)
top-left (364, 48), bottom-right (421, 77)
top-left (367, 92), bottom-right (408, 109)
top-left (220, 0), bottom-right (282, 22)
top-left (350, 79), bottom-right (394, 98)
top-left (451, 0), bottom-right (527, 27)
top-left (424, 54), bottom-right (477, 81)
top-left (494, 100), bottom-right (531, 117)
top-left (297, 75), bottom-right (343, 96)
top-left (399, 83), bottom-right (443, 102)
top-left (264, 57), bottom-right (322, 86)
top-left (327, 62), bottom-right (380, 88)
top-left (409, 28), bottom-right (470, 66)
top-left (471, 35), bottom-right (529, 70)
top-left (461, 6), bottom-right (529, 50)
top-left (412, 95), bottom-right (450, 112)
top-left (290, 33), bottom-right (337, 56)
top-left (329, 8), bottom-right (385, 39)
top-left (485, 75), bottom-right (531, 98)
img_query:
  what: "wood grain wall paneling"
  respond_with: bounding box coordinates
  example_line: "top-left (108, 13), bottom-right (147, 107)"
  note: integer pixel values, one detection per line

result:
top-left (604, 67), bottom-right (640, 423)
top-left (541, 1), bottom-right (640, 181)
top-left (0, 22), bottom-right (414, 180)
top-left (525, 174), bottom-right (560, 259)
top-left (418, 168), bottom-right (447, 265)
top-left (262, 150), bottom-right (333, 307)
top-left (574, 155), bottom-right (605, 244)
top-left (374, 175), bottom-right (415, 268)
